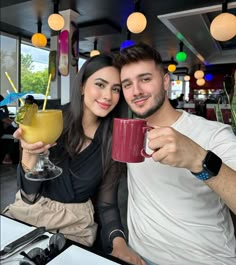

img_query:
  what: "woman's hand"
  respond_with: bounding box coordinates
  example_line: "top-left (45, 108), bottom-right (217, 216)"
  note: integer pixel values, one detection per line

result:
top-left (14, 128), bottom-right (56, 169)
top-left (112, 238), bottom-right (146, 265)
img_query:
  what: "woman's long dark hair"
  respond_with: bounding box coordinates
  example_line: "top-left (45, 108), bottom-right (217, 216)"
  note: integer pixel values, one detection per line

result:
top-left (60, 54), bottom-right (125, 174)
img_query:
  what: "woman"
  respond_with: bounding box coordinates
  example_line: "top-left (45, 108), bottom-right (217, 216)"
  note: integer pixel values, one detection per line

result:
top-left (2, 55), bottom-right (144, 264)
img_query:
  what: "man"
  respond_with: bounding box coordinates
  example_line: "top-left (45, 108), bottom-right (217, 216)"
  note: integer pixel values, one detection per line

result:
top-left (114, 43), bottom-right (236, 265)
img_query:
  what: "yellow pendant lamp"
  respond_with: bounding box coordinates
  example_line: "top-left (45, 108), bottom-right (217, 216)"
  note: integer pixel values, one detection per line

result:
top-left (31, 18), bottom-right (47, 48)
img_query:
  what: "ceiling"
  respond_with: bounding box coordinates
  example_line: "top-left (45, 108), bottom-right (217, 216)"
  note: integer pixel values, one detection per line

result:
top-left (1, 0), bottom-right (236, 77)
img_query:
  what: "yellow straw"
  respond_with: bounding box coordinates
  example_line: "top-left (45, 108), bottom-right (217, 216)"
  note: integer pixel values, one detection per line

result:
top-left (5, 72), bottom-right (24, 105)
top-left (42, 73), bottom-right (52, 111)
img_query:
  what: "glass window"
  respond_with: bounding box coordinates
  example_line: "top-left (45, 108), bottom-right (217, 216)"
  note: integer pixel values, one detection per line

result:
top-left (21, 43), bottom-right (50, 99)
top-left (0, 33), bottom-right (18, 104)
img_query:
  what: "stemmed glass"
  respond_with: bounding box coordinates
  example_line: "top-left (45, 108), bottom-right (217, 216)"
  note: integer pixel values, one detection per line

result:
top-left (19, 109), bottom-right (63, 181)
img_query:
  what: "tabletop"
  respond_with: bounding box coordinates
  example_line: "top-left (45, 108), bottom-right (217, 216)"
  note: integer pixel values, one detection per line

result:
top-left (0, 215), bottom-right (131, 265)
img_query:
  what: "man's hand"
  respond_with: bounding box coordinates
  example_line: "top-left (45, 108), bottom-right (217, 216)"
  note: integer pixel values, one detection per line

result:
top-left (147, 126), bottom-right (206, 173)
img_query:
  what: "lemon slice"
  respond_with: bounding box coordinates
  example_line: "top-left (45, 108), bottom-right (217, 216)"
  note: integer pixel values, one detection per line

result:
top-left (15, 103), bottom-right (38, 125)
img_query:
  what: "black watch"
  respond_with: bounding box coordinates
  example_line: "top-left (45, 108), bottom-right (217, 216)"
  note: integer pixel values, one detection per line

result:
top-left (191, 150), bottom-right (222, 181)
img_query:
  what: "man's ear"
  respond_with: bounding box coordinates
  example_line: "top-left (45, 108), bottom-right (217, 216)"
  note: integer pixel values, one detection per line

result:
top-left (163, 73), bottom-right (170, 92)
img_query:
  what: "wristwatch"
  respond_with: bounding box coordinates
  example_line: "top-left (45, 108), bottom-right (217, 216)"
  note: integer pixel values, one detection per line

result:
top-left (191, 150), bottom-right (222, 181)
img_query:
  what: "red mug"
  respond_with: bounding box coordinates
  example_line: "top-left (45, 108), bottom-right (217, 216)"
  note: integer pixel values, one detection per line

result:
top-left (112, 118), bottom-right (153, 163)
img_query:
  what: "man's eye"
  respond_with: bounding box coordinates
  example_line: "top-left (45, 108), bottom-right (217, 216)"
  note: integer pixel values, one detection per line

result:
top-left (122, 83), bottom-right (131, 89)
top-left (142, 77), bottom-right (151, 82)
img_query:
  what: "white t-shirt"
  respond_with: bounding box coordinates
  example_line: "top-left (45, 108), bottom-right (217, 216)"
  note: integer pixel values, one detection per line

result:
top-left (127, 111), bottom-right (236, 265)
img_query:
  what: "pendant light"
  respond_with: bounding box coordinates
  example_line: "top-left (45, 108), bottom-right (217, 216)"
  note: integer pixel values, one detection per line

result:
top-left (175, 42), bottom-right (187, 62)
top-left (90, 39), bottom-right (100, 57)
top-left (194, 65), bottom-right (204, 79)
top-left (127, 0), bottom-right (147, 34)
top-left (48, 0), bottom-right (65, 31)
top-left (31, 17), bottom-right (47, 48)
top-left (120, 30), bottom-right (135, 50)
top-left (210, 0), bottom-right (236, 41)
top-left (167, 57), bottom-right (178, 73)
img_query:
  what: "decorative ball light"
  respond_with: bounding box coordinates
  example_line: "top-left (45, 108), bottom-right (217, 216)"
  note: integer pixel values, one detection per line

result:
top-left (205, 73), bottom-right (214, 81)
top-left (31, 33), bottom-right (47, 48)
top-left (127, 12), bottom-right (147, 34)
top-left (176, 51), bottom-right (187, 62)
top-left (48, 13), bottom-right (65, 31)
top-left (194, 70), bottom-right (204, 79)
top-left (184, 75), bottom-right (191, 81)
top-left (196, 78), bottom-right (205, 86)
top-left (210, 13), bottom-right (236, 41)
top-left (90, 50), bottom-right (100, 57)
top-left (120, 39), bottom-right (135, 50)
top-left (168, 64), bottom-right (176, 73)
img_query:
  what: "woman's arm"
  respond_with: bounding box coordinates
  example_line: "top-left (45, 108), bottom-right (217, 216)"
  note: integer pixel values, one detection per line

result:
top-left (95, 161), bottom-right (146, 265)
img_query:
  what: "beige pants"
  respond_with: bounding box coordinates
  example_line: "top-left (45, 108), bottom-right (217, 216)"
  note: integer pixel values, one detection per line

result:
top-left (2, 191), bottom-right (97, 247)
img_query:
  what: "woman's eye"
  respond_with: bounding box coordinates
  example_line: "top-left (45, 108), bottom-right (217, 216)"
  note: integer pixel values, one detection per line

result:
top-left (112, 87), bottom-right (121, 93)
top-left (95, 82), bottom-right (105, 88)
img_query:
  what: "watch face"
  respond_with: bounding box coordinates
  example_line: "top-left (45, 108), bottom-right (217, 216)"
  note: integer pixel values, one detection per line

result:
top-left (203, 151), bottom-right (222, 176)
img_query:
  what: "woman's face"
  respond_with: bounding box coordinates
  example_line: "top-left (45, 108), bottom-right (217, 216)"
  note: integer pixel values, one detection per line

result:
top-left (82, 66), bottom-right (121, 118)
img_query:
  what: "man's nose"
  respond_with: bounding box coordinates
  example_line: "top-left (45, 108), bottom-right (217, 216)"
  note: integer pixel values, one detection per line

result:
top-left (132, 81), bottom-right (143, 95)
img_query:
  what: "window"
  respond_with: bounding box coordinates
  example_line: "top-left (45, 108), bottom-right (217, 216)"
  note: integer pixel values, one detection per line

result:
top-left (21, 43), bottom-right (49, 97)
top-left (0, 33), bottom-right (18, 104)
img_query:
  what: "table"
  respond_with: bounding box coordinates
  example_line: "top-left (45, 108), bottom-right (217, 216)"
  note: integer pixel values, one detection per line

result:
top-left (0, 215), bottom-right (130, 265)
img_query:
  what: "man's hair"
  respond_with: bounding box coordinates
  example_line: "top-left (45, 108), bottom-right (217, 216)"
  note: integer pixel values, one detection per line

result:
top-left (115, 42), bottom-right (165, 73)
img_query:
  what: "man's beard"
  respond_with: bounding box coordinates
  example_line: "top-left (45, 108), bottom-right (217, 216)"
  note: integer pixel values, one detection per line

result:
top-left (132, 85), bottom-right (166, 119)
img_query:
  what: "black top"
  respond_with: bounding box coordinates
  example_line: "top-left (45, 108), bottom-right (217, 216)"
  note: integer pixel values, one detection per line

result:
top-left (17, 121), bottom-right (125, 252)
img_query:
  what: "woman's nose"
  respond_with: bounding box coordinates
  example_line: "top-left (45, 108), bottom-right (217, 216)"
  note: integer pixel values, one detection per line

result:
top-left (102, 88), bottom-right (112, 100)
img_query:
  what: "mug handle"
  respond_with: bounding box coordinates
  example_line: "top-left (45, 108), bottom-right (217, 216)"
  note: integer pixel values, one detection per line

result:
top-left (141, 126), bottom-right (154, 158)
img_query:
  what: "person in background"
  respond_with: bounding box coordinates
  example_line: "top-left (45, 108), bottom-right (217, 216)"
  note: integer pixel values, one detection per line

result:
top-left (114, 43), bottom-right (236, 265)
top-left (176, 93), bottom-right (185, 109)
top-left (24, 94), bottom-right (38, 105)
top-left (2, 55), bottom-right (144, 265)
top-left (0, 94), bottom-right (18, 164)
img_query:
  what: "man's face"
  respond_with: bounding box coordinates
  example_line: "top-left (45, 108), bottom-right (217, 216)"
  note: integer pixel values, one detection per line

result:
top-left (120, 60), bottom-right (169, 119)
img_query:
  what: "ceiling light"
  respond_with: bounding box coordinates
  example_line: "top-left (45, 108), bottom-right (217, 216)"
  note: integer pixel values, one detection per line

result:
top-left (175, 42), bottom-right (187, 62)
top-left (127, 0), bottom-right (147, 34)
top-left (120, 31), bottom-right (135, 50)
top-left (205, 73), bottom-right (214, 81)
top-left (31, 17), bottom-right (47, 48)
top-left (196, 78), bottom-right (205, 86)
top-left (194, 70), bottom-right (204, 79)
top-left (90, 39), bottom-right (100, 57)
top-left (210, 0), bottom-right (236, 41)
top-left (184, 75), bottom-right (190, 81)
top-left (48, 14), bottom-right (65, 31)
top-left (168, 64), bottom-right (176, 72)
top-left (167, 57), bottom-right (177, 73)
top-left (48, 0), bottom-right (65, 31)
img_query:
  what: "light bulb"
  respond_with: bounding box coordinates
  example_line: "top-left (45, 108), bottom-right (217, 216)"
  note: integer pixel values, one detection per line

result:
top-left (48, 13), bottom-right (65, 31)
top-left (168, 64), bottom-right (176, 73)
top-left (127, 12), bottom-right (147, 34)
top-left (196, 78), bottom-right (205, 86)
top-left (31, 33), bottom-right (47, 47)
top-left (210, 13), bottom-right (236, 41)
top-left (90, 50), bottom-right (100, 57)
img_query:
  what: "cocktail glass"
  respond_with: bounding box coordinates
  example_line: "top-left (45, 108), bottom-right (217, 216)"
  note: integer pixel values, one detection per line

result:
top-left (19, 109), bottom-right (63, 181)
